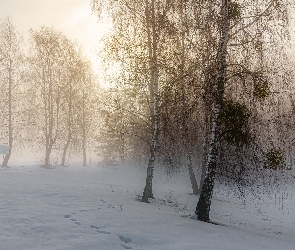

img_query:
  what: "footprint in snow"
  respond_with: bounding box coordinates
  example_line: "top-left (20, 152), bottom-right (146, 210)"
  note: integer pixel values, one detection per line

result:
top-left (121, 244), bottom-right (132, 249)
top-left (97, 230), bottom-right (111, 235)
top-left (119, 235), bottom-right (133, 249)
top-left (64, 214), bottom-right (81, 225)
top-left (66, 211), bottom-right (133, 249)
top-left (180, 214), bottom-right (191, 218)
top-left (90, 225), bottom-right (111, 235)
top-left (118, 235), bottom-right (132, 243)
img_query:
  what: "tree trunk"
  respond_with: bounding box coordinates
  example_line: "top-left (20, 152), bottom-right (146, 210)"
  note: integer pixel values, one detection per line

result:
top-left (142, 113), bottom-right (159, 202)
top-left (195, 106), bottom-right (221, 221)
top-left (43, 69), bottom-right (60, 168)
top-left (2, 60), bottom-right (13, 168)
top-left (61, 135), bottom-right (71, 166)
top-left (187, 151), bottom-right (200, 195)
top-left (195, 0), bottom-right (230, 222)
top-left (61, 77), bottom-right (72, 167)
top-left (44, 138), bottom-right (53, 167)
top-left (44, 67), bottom-right (54, 168)
top-left (198, 73), bottom-right (213, 193)
top-left (82, 143), bottom-right (87, 166)
top-left (142, 0), bottom-right (159, 203)
top-left (142, 138), bottom-right (156, 202)
top-left (178, 2), bottom-right (201, 195)
top-left (82, 91), bottom-right (87, 166)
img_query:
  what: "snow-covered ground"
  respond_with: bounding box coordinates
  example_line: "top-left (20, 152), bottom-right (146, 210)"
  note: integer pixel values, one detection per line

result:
top-left (0, 162), bottom-right (294, 250)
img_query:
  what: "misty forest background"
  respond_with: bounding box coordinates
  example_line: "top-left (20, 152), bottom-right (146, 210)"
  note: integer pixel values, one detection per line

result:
top-left (1, 0), bottom-right (295, 221)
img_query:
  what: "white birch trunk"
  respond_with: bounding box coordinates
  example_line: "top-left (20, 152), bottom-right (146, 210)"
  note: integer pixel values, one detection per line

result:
top-left (196, 0), bottom-right (230, 222)
top-left (142, 0), bottom-right (160, 202)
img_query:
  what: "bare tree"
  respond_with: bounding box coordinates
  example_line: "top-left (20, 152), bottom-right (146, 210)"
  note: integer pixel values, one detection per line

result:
top-left (0, 17), bottom-right (24, 167)
top-left (59, 40), bottom-right (81, 167)
top-left (77, 59), bottom-right (97, 166)
top-left (29, 27), bottom-right (65, 167)
top-left (92, 0), bottom-right (172, 201)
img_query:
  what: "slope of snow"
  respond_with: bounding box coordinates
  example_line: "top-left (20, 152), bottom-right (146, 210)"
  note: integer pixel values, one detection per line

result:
top-left (0, 163), bottom-right (294, 250)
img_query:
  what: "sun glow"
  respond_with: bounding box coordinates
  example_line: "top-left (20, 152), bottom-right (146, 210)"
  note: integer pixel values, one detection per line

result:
top-left (0, 0), bottom-right (113, 87)
top-left (60, 5), bottom-right (113, 87)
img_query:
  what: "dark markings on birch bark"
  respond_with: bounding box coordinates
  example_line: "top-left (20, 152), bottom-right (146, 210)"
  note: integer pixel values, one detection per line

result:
top-left (196, 0), bottom-right (229, 222)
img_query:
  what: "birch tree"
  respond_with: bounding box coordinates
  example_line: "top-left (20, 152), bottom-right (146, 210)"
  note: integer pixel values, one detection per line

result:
top-left (29, 27), bottom-right (65, 167)
top-left (77, 59), bottom-right (97, 166)
top-left (196, 0), bottom-right (290, 222)
top-left (92, 0), bottom-right (175, 202)
top-left (0, 17), bottom-right (24, 167)
top-left (59, 40), bottom-right (81, 167)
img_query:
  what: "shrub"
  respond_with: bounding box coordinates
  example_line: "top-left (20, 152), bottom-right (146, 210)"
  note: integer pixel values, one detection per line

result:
top-left (219, 100), bottom-right (251, 145)
top-left (264, 148), bottom-right (285, 170)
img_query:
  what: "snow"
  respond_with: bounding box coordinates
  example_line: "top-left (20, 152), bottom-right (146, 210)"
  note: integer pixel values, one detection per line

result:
top-left (0, 163), bottom-right (294, 249)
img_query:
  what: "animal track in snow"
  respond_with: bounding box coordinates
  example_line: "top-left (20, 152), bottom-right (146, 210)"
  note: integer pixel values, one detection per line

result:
top-left (118, 235), bottom-right (132, 243)
top-left (65, 204), bottom-right (135, 249)
top-left (97, 230), bottom-right (111, 235)
top-left (90, 224), bottom-right (111, 235)
top-left (64, 214), bottom-right (82, 226)
top-left (90, 225), bottom-right (100, 230)
top-left (121, 244), bottom-right (132, 249)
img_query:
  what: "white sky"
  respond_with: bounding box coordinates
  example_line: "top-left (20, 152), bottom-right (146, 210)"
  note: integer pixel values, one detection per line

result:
top-left (0, 0), bottom-right (111, 77)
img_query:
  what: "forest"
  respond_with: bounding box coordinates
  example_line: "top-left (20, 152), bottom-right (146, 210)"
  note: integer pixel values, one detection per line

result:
top-left (1, 0), bottom-right (295, 230)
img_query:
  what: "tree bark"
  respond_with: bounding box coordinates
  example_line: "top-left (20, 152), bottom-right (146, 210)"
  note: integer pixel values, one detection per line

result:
top-left (43, 68), bottom-right (60, 168)
top-left (45, 135), bottom-right (53, 167)
top-left (2, 61), bottom-right (13, 167)
top-left (142, 0), bottom-right (159, 202)
top-left (61, 78), bottom-right (72, 167)
top-left (187, 151), bottom-right (200, 194)
top-left (82, 90), bottom-right (87, 166)
top-left (196, 0), bottom-right (230, 222)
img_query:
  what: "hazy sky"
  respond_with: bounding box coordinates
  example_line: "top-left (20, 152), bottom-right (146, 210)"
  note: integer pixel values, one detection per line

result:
top-left (0, 0), bottom-right (111, 74)
top-left (1, 1), bottom-right (295, 76)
